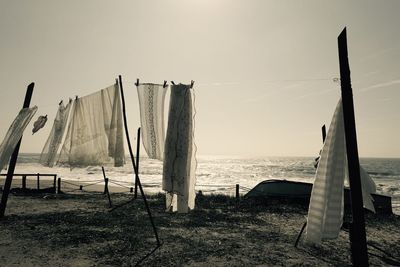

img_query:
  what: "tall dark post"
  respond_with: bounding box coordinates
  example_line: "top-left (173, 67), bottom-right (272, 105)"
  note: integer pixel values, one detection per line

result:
top-left (57, 177), bottom-right (62, 194)
top-left (235, 184), bottom-right (240, 210)
top-left (22, 175), bottom-right (27, 191)
top-left (102, 166), bottom-right (107, 194)
top-left (53, 175), bottom-right (57, 193)
top-left (37, 173), bottom-right (40, 190)
top-left (134, 128), bottom-right (141, 199)
top-left (338, 28), bottom-right (369, 266)
top-left (321, 125), bottom-right (326, 143)
top-left (0, 83), bottom-right (34, 218)
top-left (118, 75), bottom-right (161, 246)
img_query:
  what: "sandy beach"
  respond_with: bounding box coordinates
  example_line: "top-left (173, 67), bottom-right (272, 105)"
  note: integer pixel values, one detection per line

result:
top-left (0, 190), bottom-right (399, 267)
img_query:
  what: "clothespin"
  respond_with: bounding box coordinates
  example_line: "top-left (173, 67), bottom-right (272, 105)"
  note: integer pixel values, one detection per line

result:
top-left (190, 80), bottom-right (195, 89)
top-left (75, 95), bottom-right (78, 100)
top-left (59, 100), bottom-right (63, 105)
top-left (171, 81), bottom-right (175, 85)
top-left (163, 80), bottom-right (167, 88)
top-left (135, 78), bottom-right (139, 86)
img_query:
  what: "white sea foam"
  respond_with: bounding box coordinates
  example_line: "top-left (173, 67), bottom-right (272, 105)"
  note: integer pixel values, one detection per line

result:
top-left (3, 154), bottom-right (400, 214)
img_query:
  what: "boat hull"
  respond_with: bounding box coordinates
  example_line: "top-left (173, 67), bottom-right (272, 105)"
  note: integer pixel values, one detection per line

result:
top-left (244, 179), bottom-right (392, 214)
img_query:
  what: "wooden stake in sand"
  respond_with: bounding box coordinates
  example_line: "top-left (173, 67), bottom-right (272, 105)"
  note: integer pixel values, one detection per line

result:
top-left (101, 166), bottom-right (112, 208)
top-left (57, 177), bottom-right (62, 194)
top-left (118, 75), bottom-right (161, 247)
top-left (134, 127), bottom-right (140, 199)
top-left (321, 124), bottom-right (326, 143)
top-left (338, 27), bottom-right (369, 267)
top-left (0, 83), bottom-right (35, 218)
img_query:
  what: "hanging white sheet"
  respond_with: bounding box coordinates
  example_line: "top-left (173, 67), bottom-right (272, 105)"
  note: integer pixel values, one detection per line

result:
top-left (137, 83), bottom-right (167, 160)
top-left (345, 165), bottom-right (376, 213)
top-left (163, 84), bottom-right (197, 213)
top-left (306, 100), bottom-right (346, 244)
top-left (58, 84), bottom-right (124, 167)
top-left (39, 101), bottom-right (72, 167)
top-left (0, 107), bottom-right (38, 171)
top-left (306, 99), bottom-right (376, 244)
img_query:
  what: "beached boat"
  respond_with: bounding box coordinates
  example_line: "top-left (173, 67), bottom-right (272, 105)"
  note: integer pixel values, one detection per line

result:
top-left (245, 179), bottom-right (392, 214)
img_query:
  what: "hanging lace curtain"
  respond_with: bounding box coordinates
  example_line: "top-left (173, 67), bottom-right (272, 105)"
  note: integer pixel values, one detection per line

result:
top-left (306, 99), bottom-right (376, 244)
top-left (39, 101), bottom-right (72, 167)
top-left (0, 107), bottom-right (38, 171)
top-left (58, 84), bottom-right (124, 167)
top-left (163, 84), bottom-right (197, 213)
top-left (137, 83), bottom-right (167, 160)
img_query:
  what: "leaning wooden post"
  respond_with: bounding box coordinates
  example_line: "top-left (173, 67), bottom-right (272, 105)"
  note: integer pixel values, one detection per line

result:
top-left (53, 175), bottom-right (57, 193)
top-left (321, 124), bottom-right (326, 143)
top-left (134, 128), bottom-right (141, 199)
top-left (105, 178), bottom-right (112, 207)
top-left (338, 27), bottom-right (369, 266)
top-left (101, 166), bottom-right (107, 194)
top-left (118, 75), bottom-right (161, 246)
top-left (57, 177), bottom-right (62, 194)
top-left (101, 166), bottom-right (112, 206)
top-left (0, 83), bottom-right (34, 218)
top-left (37, 173), bottom-right (40, 190)
top-left (22, 175), bottom-right (27, 191)
top-left (235, 184), bottom-right (240, 209)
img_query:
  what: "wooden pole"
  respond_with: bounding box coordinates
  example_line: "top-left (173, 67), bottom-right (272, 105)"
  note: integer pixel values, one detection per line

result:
top-left (53, 175), bottom-right (57, 193)
top-left (37, 173), bottom-right (40, 190)
top-left (235, 184), bottom-right (240, 210)
top-left (105, 178), bottom-right (112, 208)
top-left (22, 175), bottom-right (26, 191)
top-left (134, 128), bottom-right (140, 199)
top-left (338, 27), bottom-right (369, 267)
top-left (102, 166), bottom-right (107, 194)
top-left (0, 83), bottom-right (34, 218)
top-left (118, 75), bottom-right (161, 246)
top-left (101, 166), bottom-right (112, 207)
top-left (321, 124), bottom-right (326, 143)
top-left (294, 221), bottom-right (307, 248)
top-left (57, 178), bottom-right (61, 194)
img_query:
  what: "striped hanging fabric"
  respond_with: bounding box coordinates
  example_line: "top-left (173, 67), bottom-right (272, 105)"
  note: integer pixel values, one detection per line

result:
top-left (306, 99), bottom-right (376, 244)
top-left (306, 99), bottom-right (346, 244)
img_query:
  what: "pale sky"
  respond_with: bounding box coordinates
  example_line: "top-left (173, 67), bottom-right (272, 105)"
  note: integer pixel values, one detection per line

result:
top-left (0, 0), bottom-right (399, 157)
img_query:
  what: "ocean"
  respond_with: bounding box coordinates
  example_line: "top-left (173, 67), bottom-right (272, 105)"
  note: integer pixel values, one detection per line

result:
top-left (4, 154), bottom-right (400, 214)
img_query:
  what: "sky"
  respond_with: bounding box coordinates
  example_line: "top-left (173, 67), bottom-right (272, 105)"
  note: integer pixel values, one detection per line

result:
top-left (0, 0), bottom-right (399, 158)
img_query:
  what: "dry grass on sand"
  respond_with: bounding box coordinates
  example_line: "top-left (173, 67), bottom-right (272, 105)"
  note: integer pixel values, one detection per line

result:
top-left (0, 192), bottom-right (400, 266)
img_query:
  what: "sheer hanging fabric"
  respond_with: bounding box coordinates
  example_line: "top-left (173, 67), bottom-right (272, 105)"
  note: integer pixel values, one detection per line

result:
top-left (58, 84), bottom-right (125, 167)
top-left (306, 99), bottom-right (376, 244)
top-left (163, 84), bottom-right (197, 213)
top-left (137, 83), bottom-right (167, 160)
top-left (0, 107), bottom-right (38, 171)
top-left (39, 101), bottom-right (72, 167)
